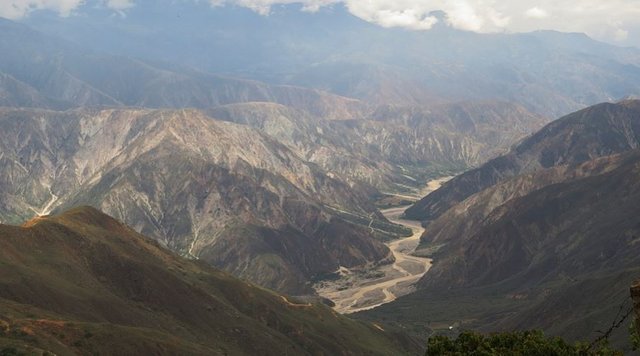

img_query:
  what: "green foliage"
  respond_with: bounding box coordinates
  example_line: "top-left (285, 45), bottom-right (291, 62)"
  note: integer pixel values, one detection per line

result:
top-left (629, 318), bottom-right (640, 351)
top-left (426, 330), bottom-right (621, 356)
top-left (0, 348), bottom-right (24, 356)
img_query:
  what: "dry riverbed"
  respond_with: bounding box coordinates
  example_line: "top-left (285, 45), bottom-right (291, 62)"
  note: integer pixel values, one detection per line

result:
top-left (314, 177), bottom-right (451, 314)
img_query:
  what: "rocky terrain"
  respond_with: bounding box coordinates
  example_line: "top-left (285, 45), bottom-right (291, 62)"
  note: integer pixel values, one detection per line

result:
top-left (0, 206), bottom-right (417, 355)
top-left (0, 100), bottom-right (550, 297)
top-left (0, 107), bottom-right (393, 293)
top-left (210, 100), bottom-right (548, 192)
top-left (361, 101), bottom-right (640, 349)
top-left (406, 100), bottom-right (640, 221)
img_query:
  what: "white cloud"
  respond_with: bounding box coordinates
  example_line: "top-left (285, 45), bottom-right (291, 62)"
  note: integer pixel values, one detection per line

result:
top-left (208, 0), bottom-right (334, 15)
top-left (525, 7), bottom-right (549, 19)
top-left (207, 0), bottom-right (640, 44)
top-left (0, 0), bottom-right (85, 19)
top-left (0, 0), bottom-right (136, 18)
top-left (614, 28), bottom-right (629, 41)
top-left (2, 0), bottom-right (640, 45)
top-left (105, 0), bottom-right (134, 10)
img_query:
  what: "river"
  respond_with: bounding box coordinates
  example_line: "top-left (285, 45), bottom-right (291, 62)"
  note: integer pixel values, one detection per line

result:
top-left (314, 177), bottom-right (451, 314)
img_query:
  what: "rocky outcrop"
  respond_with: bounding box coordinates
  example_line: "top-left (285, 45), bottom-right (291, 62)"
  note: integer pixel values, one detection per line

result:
top-left (209, 100), bottom-right (548, 193)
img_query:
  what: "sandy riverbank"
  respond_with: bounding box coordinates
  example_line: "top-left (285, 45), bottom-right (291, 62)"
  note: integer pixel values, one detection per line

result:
top-left (313, 177), bottom-right (451, 314)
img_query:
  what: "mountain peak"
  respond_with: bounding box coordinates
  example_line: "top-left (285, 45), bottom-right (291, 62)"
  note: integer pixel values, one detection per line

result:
top-left (20, 206), bottom-right (127, 233)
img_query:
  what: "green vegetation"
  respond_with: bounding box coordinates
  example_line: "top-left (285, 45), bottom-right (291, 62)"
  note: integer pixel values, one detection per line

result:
top-left (395, 163), bottom-right (467, 185)
top-left (629, 318), bottom-right (640, 351)
top-left (325, 206), bottom-right (413, 238)
top-left (426, 330), bottom-right (621, 356)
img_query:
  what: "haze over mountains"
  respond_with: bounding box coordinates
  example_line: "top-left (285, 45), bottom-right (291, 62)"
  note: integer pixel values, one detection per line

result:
top-left (20, 3), bottom-right (640, 118)
top-left (2, 1), bottom-right (640, 353)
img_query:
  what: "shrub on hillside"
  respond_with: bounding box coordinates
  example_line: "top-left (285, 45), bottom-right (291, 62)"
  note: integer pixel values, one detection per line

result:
top-left (426, 330), bottom-right (621, 355)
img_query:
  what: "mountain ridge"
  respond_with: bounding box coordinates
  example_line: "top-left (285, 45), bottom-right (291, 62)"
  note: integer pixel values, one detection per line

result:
top-left (405, 99), bottom-right (640, 221)
top-left (20, 4), bottom-right (640, 118)
top-left (0, 107), bottom-right (394, 294)
top-left (0, 206), bottom-right (418, 355)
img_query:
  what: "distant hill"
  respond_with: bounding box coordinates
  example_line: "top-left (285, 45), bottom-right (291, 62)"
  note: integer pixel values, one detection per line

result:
top-left (21, 4), bottom-right (640, 117)
top-left (0, 206), bottom-right (417, 355)
top-left (0, 17), bottom-right (364, 120)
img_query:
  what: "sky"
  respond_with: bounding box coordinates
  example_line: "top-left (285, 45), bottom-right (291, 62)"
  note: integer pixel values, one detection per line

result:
top-left (1, 0), bottom-right (639, 46)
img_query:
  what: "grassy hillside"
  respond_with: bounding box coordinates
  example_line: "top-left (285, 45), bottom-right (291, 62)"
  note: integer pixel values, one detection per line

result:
top-left (0, 207), bottom-right (418, 355)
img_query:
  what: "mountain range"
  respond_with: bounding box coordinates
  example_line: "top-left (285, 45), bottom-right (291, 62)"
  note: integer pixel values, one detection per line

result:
top-left (21, 3), bottom-right (640, 118)
top-left (0, 17), bottom-right (364, 119)
top-left (2, 4), bottom-right (640, 352)
top-left (0, 107), bottom-right (398, 294)
top-left (0, 17), bottom-right (556, 295)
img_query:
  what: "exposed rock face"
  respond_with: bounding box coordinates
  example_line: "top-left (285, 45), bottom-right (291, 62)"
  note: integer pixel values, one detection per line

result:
top-left (0, 206), bottom-right (417, 355)
top-left (0, 108), bottom-right (391, 293)
top-left (406, 100), bottom-right (640, 221)
top-left (0, 101), bottom-right (549, 293)
top-left (364, 101), bottom-right (548, 166)
top-left (209, 100), bottom-right (548, 193)
top-left (208, 102), bottom-right (401, 191)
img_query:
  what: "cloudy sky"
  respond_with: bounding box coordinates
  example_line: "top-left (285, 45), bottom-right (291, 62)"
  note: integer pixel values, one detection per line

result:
top-left (2, 0), bottom-right (639, 46)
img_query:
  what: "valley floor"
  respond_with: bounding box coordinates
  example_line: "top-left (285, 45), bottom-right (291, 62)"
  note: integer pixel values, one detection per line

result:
top-left (314, 177), bottom-right (451, 313)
